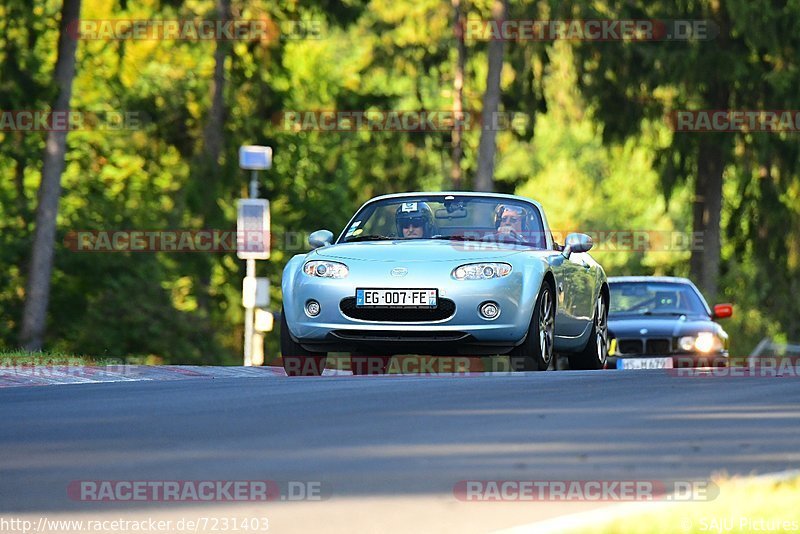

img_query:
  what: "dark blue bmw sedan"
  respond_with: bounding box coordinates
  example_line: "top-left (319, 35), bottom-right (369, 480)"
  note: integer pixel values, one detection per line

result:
top-left (608, 276), bottom-right (733, 369)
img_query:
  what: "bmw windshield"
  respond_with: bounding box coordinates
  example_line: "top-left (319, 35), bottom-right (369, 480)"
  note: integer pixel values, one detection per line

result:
top-left (339, 195), bottom-right (547, 248)
top-left (609, 282), bottom-right (709, 317)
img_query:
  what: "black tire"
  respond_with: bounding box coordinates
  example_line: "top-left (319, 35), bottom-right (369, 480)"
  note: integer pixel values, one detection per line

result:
top-left (350, 353), bottom-right (392, 375)
top-left (568, 291), bottom-right (609, 370)
top-left (508, 282), bottom-right (556, 372)
top-left (280, 307), bottom-right (327, 376)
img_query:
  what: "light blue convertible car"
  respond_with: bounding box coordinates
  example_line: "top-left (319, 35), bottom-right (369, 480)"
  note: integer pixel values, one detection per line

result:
top-left (280, 192), bottom-right (609, 375)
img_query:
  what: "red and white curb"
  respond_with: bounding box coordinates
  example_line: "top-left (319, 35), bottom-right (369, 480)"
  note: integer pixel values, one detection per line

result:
top-left (0, 365), bottom-right (353, 388)
top-left (0, 363), bottom-right (548, 388)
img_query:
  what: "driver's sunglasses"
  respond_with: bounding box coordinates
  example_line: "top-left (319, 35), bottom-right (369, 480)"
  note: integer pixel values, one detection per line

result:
top-left (400, 217), bottom-right (424, 228)
top-left (501, 215), bottom-right (520, 224)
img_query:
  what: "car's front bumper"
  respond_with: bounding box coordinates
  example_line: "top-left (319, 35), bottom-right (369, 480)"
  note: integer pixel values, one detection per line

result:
top-left (284, 266), bottom-right (538, 354)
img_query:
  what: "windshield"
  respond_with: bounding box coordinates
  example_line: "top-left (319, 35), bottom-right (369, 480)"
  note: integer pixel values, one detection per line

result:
top-left (339, 195), bottom-right (548, 248)
top-left (609, 282), bottom-right (709, 316)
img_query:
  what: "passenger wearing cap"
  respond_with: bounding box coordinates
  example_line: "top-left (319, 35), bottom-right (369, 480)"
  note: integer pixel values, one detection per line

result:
top-left (395, 202), bottom-right (435, 239)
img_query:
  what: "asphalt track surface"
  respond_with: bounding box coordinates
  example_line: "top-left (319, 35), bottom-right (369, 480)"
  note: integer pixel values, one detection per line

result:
top-left (2, 369), bottom-right (800, 532)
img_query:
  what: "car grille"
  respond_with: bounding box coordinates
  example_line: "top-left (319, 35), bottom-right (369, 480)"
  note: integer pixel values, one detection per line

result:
top-left (646, 338), bottom-right (672, 354)
top-left (616, 338), bottom-right (672, 355)
top-left (339, 297), bottom-right (456, 322)
top-left (617, 339), bottom-right (644, 354)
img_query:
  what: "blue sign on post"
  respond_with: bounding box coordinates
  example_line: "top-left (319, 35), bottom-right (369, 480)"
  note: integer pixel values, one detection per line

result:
top-left (239, 146), bottom-right (272, 170)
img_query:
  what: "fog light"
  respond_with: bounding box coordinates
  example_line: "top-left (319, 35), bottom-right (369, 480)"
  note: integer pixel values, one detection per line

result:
top-left (479, 301), bottom-right (500, 320)
top-left (305, 300), bottom-right (321, 317)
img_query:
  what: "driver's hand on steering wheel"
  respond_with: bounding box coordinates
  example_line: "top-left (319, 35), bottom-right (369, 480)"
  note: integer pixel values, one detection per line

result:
top-left (497, 225), bottom-right (519, 237)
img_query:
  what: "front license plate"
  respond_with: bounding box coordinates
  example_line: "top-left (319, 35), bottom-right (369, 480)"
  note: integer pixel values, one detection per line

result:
top-left (356, 289), bottom-right (437, 308)
top-left (617, 357), bottom-right (674, 370)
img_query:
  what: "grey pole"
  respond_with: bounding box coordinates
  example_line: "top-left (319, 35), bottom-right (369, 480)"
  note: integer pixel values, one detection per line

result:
top-left (249, 170), bottom-right (258, 198)
top-left (244, 258), bottom-right (256, 366)
top-left (244, 170), bottom-right (259, 366)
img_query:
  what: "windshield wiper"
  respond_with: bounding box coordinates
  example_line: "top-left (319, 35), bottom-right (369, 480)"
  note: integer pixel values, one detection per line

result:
top-left (429, 235), bottom-right (485, 242)
top-left (345, 234), bottom-right (394, 242)
top-left (432, 234), bottom-right (541, 247)
top-left (641, 311), bottom-right (689, 316)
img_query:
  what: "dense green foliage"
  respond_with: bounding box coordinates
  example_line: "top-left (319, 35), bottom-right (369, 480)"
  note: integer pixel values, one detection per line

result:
top-left (1, 0), bottom-right (798, 362)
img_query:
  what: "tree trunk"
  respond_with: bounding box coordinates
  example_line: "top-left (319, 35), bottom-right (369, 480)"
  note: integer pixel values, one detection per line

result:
top-left (20, 0), bottom-right (82, 351)
top-left (689, 65), bottom-right (730, 302)
top-left (196, 0), bottom-right (231, 314)
top-left (689, 7), bottom-right (731, 302)
top-left (450, 0), bottom-right (466, 190)
top-left (202, 0), bottom-right (231, 165)
top-left (690, 137), bottom-right (725, 302)
top-left (474, 0), bottom-right (507, 192)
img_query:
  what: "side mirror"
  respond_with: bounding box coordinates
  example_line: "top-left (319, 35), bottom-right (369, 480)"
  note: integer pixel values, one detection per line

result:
top-left (562, 232), bottom-right (593, 257)
top-left (712, 303), bottom-right (733, 320)
top-left (308, 229), bottom-right (334, 249)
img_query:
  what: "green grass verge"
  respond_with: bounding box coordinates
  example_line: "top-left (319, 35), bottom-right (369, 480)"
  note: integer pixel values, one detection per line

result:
top-left (573, 475), bottom-right (800, 534)
top-left (0, 350), bottom-right (122, 367)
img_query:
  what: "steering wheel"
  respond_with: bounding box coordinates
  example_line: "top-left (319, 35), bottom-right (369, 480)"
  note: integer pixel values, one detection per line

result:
top-left (495, 229), bottom-right (525, 243)
top-left (623, 298), bottom-right (655, 312)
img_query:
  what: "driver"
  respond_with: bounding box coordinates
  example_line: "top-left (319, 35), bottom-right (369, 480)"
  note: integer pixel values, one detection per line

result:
top-left (494, 204), bottom-right (526, 238)
top-left (395, 201), bottom-right (435, 238)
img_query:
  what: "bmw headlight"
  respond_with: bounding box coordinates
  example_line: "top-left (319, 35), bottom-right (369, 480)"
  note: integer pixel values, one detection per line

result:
top-left (303, 260), bottom-right (349, 278)
top-left (452, 263), bottom-right (512, 280)
top-left (678, 332), bottom-right (723, 353)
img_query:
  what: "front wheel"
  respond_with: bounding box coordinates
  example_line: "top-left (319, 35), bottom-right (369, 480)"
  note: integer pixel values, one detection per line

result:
top-left (568, 292), bottom-right (609, 370)
top-left (280, 308), bottom-right (327, 376)
top-left (508, 283), bottom-right (555, 372)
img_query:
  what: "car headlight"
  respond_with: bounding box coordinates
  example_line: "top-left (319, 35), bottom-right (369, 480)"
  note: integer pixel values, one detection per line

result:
top-left (452, 263), bottom-right (512, 280)
top-left (303, 260), bottom-right (349, 278)
top-left (678, 332), bottom-right (723, 353)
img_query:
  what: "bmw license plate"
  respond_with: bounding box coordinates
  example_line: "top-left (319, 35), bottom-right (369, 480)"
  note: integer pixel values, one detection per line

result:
top-left (617, 357), bottom-right (674, 370)
top-left (356, 289), bottom-right (437, 308)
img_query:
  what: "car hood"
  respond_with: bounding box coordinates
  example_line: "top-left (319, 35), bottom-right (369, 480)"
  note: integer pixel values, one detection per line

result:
top-left (312, 240), bottom-right (532, 262)
top-left (608, 315), bottom-right (721, 338)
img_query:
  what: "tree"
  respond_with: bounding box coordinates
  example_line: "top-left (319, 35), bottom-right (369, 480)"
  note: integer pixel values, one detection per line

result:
top-left (556, 0), bottom-right (749, 300)
top-left (474, 0), bottom-right (508, 192)
top-left (193, 0), bottom-right (232, 315)
top-left (450, 0), bottom-right (467, 189)
top-left (20, 0), bottom-right (82, 350)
